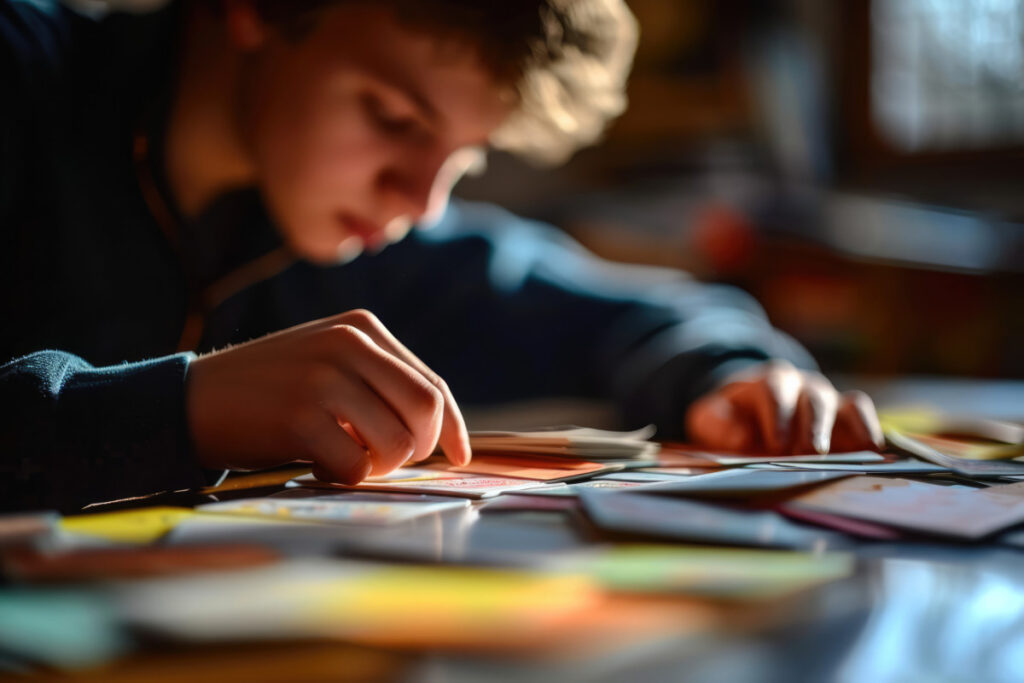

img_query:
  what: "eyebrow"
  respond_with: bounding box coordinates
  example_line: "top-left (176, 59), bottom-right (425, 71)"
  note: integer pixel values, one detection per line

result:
top-left (369, 66), bottom-right (499, 149)
top-left (402, 82), bottom-right (439, 126)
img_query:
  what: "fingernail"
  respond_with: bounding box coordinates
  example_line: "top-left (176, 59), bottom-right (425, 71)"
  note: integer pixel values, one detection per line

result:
top-left (814, 434), bottom-right (830, 454)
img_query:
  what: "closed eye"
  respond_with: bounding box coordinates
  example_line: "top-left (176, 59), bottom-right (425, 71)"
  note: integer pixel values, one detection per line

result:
top-left (362, 91), bottom-right (425, 139)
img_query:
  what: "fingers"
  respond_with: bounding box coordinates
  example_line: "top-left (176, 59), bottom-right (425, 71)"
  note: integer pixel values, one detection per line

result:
top-left (187, 309), bottom-right (469, 478)
top-left (309, 364), bottom-right (418, 475)
top-left (290, 406), bottom-right (372, 485)
top-left (852, 390), bottom-right (885, 450)
top-left (726, 361), bottom-right (801, 453)
top-left (688, 362), bottom-right (853, 455)
top-left (685, 393), bottom-right (759, 452)
top-left (804, 375), bottom-right (839, 454)
top-left (831, 390), bottom-right (886, 452)
top-left (744, 370), bottom-right (836, 454)
top-left (764, 363), bottom-right (801, 450)
top-left (330, 310), bottom-right (471, 466)
top-left (325, 325), bottom-right (446, 467)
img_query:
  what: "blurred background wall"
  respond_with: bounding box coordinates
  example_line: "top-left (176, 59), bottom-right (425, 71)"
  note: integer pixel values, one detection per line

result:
top-left (455, 0), bottom-right (1024, 380)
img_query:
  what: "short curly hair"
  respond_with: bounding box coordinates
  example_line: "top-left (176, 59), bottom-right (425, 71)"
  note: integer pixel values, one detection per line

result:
top-left (246, 0), bottom-right (638, 164)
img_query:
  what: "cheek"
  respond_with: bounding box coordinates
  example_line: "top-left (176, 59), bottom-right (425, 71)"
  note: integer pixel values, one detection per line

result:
top-left (248, 95), bottom-right (387, 261)
top-left (256, 95), bottom-right (383, 207)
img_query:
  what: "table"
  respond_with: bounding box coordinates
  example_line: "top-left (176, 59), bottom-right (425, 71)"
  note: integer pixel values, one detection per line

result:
top-left (10, 376), bottom-right (1024, 682)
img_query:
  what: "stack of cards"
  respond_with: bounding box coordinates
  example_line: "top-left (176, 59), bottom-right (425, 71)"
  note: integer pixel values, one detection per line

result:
top-left (883, 408), bottom-right (1024, 463)
top-left (291, 467), bottom-right (549, 499)
top-left (197, 497), bottom-right (469, 525)
top-left (468, 425), bottom-right (659, 460)
top-left (435, 453), bottom-right (619, 482)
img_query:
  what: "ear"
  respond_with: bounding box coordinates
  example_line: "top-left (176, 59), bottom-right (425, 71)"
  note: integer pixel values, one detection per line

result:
top-left (223, 0), bottom-right (268, 50)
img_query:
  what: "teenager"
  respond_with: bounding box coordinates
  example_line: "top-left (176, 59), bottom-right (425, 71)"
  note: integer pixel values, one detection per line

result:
top-left (0, 0), bottom-right (883, 512)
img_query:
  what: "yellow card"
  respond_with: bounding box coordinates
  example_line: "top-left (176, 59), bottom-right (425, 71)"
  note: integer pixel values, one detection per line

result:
top-left (881, 408), bottom-right (1024, 460)
top-left (306, 566), bottom-right (597, 620)
top-left (296, 565), bottom-right (602, 648)
top-left (563, 544), bottom-right (853, 599)
top-left (60, 507), bottom-right (195, 543)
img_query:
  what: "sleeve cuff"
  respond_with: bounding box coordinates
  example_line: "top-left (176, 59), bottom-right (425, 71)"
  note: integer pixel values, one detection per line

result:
top-left (52, 351), bottom-right (215, 507)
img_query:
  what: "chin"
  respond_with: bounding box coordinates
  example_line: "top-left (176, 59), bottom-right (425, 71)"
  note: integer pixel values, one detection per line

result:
top-left (298, 242), bottom-right (364, 265)
top-left (332, 236), bottom-right (365, 264)
top-left (279, 225), bottom-right (360, 265)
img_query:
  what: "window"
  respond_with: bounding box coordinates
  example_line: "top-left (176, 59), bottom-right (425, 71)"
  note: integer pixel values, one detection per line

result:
top-left (872, 0), bottom-right (1024, 151)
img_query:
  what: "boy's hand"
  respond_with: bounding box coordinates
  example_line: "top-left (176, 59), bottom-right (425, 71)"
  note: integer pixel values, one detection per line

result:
top-left (185, 309), bottom-right (471, 484)
top-left (685, 360), bottom-right (885, 454)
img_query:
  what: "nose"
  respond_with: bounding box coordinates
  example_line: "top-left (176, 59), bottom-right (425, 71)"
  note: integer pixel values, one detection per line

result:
top-left (421, 147), bottom-right (486, 226)
top-left (377, 152), bottom-right (446, 223)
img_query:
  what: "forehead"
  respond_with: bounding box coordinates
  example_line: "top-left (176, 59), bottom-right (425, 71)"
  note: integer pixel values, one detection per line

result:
top-left (290, 5), bottom-right (515, 144)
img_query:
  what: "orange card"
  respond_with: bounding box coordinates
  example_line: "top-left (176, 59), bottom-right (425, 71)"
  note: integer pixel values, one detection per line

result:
top-left (435, 454), bottom-right (613, 481)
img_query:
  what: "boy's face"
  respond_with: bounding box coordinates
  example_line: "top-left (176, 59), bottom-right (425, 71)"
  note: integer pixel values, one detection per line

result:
top-left (235, 4), bottom-right (513, 263)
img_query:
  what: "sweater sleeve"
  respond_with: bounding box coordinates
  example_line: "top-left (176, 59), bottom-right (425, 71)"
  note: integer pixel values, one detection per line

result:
top-left (0, 3), bottom-right (217, 513)
top-left (0, 351), bottom-right (214, 513)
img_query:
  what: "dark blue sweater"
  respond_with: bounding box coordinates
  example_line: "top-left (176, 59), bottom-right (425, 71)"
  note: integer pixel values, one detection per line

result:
top-left (0, 0), bottom-right (813, 512)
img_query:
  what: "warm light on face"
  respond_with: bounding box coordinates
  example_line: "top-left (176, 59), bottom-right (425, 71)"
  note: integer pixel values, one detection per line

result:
top-left (237, 6), bottom-right (511, 265)
top-left (418, 145), bottom-right (487, 229)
